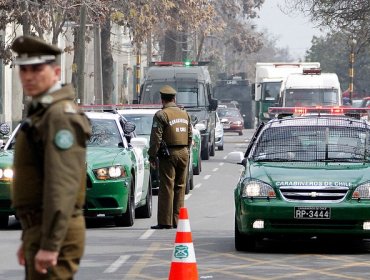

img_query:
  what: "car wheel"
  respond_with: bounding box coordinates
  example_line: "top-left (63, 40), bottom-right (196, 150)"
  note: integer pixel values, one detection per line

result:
top-left (136, 176), bottom-right (152, 218)
top-left (218, 144), bottom-right (224, 151)
top-left (201, 143), bottom-right (210, 160)
top-left (210, 141), bottom-right (215, 156)
top-left (0, 215), bottom-right (8, 228)
top-left (238, 131), bottom-right (243, 136)
top-left (114, 175), bottom-right (135, 227)
top-left (235, 217), bottom-right (256, 251)
top-left (189, 170), bottom-right (194, 190)
top-left (193, 152), bottom-right (201, 175)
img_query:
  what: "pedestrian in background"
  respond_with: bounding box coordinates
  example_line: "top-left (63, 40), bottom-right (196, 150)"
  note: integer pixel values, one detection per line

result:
top-left (148, 85), bottom-right (192, 229)
top-left (10, 35), bottom-right (91, 279)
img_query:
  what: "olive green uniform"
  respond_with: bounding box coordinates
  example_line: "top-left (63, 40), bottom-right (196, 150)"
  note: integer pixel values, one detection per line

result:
top-left (148, 102), bottom-right (192, 227)
top-left (12, 84), bottom-right (91, 279)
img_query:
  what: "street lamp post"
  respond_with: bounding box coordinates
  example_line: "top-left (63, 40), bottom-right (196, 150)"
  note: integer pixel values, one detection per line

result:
top-left (349, 38), bottom-right (357, 101)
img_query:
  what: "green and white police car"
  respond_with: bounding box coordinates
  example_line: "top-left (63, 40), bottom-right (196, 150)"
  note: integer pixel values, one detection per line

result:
top-left (0, 111), bottom-right (152, 228)
top-left (229, 109), bottom-right (370, 251)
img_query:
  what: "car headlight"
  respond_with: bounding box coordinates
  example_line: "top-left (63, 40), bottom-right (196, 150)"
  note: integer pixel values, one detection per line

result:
top-left (233, 121), bottom-right (242, 125)
top-left (0, 168), bottom-right (13, 181)
top-left (241, 179), bottom-right (276, 198)
top-left (263, 112), bottom-right (270, 118)
top-left (352, 182), bottom-right (370, 199)
top-left (93, 165), bottom-right (126, 180)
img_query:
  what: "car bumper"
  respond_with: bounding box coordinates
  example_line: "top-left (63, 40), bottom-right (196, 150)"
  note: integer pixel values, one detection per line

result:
top-left (236, 199), bottom-right (370, 237)
top-left (0, 182), bottom-right (14, 216)
top-left (85, 177), bottom-right (130, 216)
top-left (223, 124), bottom-right (243, 132)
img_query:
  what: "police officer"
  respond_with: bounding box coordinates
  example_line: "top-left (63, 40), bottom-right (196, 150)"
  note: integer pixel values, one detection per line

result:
top-left (149, 85), bottom-right (192, 229)
top-left (11, 35), bottom-right (91, 279)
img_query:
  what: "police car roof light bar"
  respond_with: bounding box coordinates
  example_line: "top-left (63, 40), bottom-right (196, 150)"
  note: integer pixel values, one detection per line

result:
top-left (269, 106), bottom-right (370, 119)
top-left (303, 68), bottom-right (321, 75)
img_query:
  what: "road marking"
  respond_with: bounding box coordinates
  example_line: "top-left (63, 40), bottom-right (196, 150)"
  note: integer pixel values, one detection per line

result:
top-left (204, 175), bottom-right (211, 180)
top-left (185, 193), bottom-right (192, 200)
top-left (104, 255), bottom-right (130, 273)
top-left (123, 243), bottom-right (161, 280)
top-left (223, 155), bottom-right (227, 159)
top-left (219, 162), bottom-right (224, 166)
top-left (139, 229), bottom-right (154, 240)
top-left (212, 167), bottom-right (218, 172)
top-left (195, 183), bottom-right (202, 189)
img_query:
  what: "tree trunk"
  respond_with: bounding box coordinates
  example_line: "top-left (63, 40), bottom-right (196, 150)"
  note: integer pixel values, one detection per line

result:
top-left (101, 17), bottom-right (113, 104)
top-left (163, 29), bottom-right (177, 61)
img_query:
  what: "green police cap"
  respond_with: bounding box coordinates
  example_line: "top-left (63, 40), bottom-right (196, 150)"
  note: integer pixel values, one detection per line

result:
top-left (11, 35), bottom-right (62, 65)
top-left (160, 85), bottom-right (177, 96)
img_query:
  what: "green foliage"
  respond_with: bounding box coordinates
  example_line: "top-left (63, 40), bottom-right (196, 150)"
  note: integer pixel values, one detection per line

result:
top-left (306, 32), bottom-right (370, 95)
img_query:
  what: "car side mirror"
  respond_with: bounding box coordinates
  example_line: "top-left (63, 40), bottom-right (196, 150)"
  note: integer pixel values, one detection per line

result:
top-left (225, 151), bottom-right (245, 165)
top-left (209, 98), bottom-right (218, 111)
top-left (123, 121), bottom-right (136, 134)
top-left (194, 123), bottom-right (206, 131)
top-left (190, 115), bottom-right (198, 125)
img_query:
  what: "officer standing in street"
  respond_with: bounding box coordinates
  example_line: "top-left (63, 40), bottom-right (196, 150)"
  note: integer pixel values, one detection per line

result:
top-left (149, 85), bottom-right (192, 229)
top-left (10, 35), bottom-right (91, 279)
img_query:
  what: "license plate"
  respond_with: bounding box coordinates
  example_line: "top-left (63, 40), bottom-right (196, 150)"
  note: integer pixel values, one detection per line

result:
top-left (294, 207), bottom-right (331, 219)
top-left (223, 124), bottom-right (230, 129)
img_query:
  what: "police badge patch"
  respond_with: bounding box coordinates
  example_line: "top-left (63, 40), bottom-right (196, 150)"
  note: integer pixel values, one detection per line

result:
top-left (54, 129), bottom-right (74, 149)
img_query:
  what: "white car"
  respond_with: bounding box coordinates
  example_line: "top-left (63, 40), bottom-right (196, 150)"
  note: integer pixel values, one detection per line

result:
top-left (215, 112), bottom-right (224, 150)
top-left (118, 107), bottom-right (199, 194)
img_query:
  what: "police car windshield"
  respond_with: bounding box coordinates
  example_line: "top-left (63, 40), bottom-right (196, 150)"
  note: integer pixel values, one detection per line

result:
top-left (213, 84), bottom-right (251, 102)
top-left (123, 115), bottom-right (153, 135)
top-left (88, 119), bottom-right (122, 147)
top-left (141, 81), bottom-right (206, 107)
top-left (251, 125), bottom-right (370, 163)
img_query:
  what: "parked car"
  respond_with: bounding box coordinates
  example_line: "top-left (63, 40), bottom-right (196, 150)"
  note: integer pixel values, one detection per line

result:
top-left (217, 107), bottom-right (244, 135)
top-left (229, 111), bottom-right (370, 251)
top-left (215, 112), bottom-right (224, 150)
top-left (0, 111), bottom-right (153, 228)
top-left (119, 107), bottom-right (201, 194)
top-left (84, 111), bottom-right (152, 226)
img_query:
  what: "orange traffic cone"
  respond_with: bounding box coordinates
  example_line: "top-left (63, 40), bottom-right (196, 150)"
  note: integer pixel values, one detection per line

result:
top-left (168, 207), bottom-right (198, 280)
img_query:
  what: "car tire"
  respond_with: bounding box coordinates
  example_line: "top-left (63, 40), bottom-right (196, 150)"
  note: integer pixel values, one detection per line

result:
top-left (235, 217), bottom-right (256, 251)
top-left (201, 143), bottom-right (210, 160)
top-left (238, 131), bottom-right (243, 136)
top-left (218, 144), bottom-right (224, 151)
top-left (136, 176), bottom-right (152, 219)
top-left (185, 170), bottom-right (191, 195)
top-left (210, 141), bottom-right (215, 156)
top-left (0, 215), bottom-right (8, 228)
top-left (114, 175), bottom-right (135, 227)
top-left (193, 152), bottom-right (201, 175)
top-left (189, 170), bottom-right (194, 190)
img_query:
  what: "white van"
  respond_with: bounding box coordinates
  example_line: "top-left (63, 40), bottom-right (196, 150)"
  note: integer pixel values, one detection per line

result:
top-left (280, 68), bottom-right (342, 107)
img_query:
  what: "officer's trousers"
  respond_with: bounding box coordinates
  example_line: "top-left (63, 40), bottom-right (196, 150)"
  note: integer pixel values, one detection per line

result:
top-left (22, 215), bottom-right (85, 280)
top-left (158, 147), bottom-right (189, 227)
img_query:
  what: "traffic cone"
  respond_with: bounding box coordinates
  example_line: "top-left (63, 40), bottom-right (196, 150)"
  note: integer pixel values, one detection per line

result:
top-left (168, 207), bottom-right (198, 280)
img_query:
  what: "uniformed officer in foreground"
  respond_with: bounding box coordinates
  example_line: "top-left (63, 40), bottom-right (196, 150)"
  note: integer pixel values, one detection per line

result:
top-left (149, 85), bottom-right (192, 229)
top-left (11, 35), bottom-right (91, 279)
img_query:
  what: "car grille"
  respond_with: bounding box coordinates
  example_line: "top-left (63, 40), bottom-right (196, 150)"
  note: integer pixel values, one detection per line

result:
top-left (279, 186), bottom-right (348, 202)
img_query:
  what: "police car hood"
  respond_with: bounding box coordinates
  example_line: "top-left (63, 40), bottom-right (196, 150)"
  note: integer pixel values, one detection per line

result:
top-left (87, 147), bottom-right (129, 169)
top-left (0, 150), bottom-right (14, 167)
top-left (249, 161), bottom-right (370, 189)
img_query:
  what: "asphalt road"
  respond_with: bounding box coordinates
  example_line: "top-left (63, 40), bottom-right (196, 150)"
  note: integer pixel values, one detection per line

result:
top-left (2, 130), bottom-right (370, 279)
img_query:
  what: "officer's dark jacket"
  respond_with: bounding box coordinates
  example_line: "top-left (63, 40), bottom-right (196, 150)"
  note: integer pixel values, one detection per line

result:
top-left (12, 84), bottom-right (91, 251)
top-left (148, 102), bottom-right (192, 159)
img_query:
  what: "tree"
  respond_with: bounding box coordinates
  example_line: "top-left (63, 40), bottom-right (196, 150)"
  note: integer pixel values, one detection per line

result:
top-left (305, 32), bottom-right (370, 96)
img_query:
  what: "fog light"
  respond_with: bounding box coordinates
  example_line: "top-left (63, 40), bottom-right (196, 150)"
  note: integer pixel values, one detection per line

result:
top-left (363, 221), bottom-right (370, 230)
top-left (252, 220), bottom-right (264, 229)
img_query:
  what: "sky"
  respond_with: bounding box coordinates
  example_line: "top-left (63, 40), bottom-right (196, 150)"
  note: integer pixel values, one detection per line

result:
top-left (254, 0), bottom-right (325, 60)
